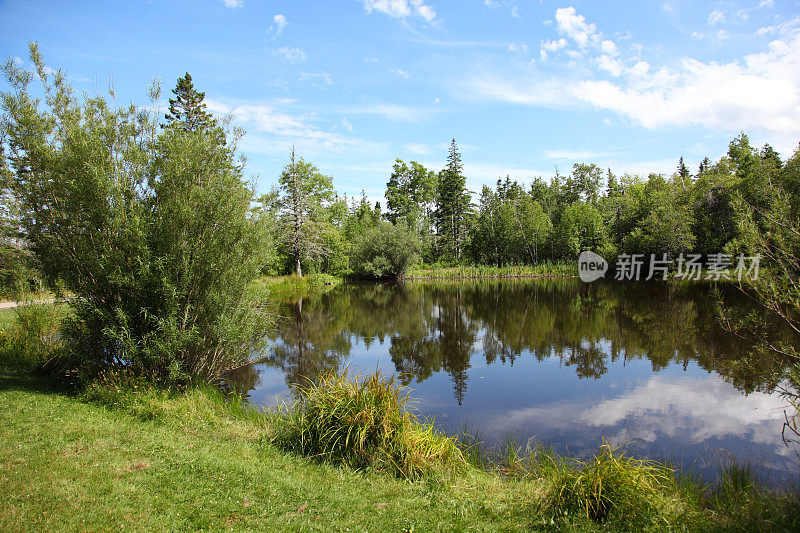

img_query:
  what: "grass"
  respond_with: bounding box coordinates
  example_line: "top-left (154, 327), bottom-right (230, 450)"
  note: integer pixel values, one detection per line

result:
top-left (403, 262), bottom-right (576, 280)
top-left (0, 301), bottom-right (70, 371)
top-left (271, 367), bottom-right (465, 480)
top-left (0, 372), bottom-right (547, 531)
top-left (253, 273), bottom-right (341, 301)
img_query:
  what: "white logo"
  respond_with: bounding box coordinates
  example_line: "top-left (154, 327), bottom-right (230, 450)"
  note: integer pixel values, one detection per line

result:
top-left (578, 251), bottom-right (608, 282)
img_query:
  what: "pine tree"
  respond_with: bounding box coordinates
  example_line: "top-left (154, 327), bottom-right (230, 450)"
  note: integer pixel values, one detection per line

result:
top-left (164, 73), bottom-right (216, 132)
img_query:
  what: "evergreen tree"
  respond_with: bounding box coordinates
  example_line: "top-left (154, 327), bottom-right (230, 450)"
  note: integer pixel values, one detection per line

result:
top-left (677, 157), bottom-right (690, 190)
top-left (435, 139), bottom-right (470, 261)
top-left (164, 73), bottom-right (216, 132)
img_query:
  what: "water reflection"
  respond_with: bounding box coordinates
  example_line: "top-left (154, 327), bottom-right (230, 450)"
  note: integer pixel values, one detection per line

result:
top-left (244, 279), bottom-right (799, 485)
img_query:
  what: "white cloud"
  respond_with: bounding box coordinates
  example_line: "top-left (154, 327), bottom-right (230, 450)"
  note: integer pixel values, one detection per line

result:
top-left (273, 47), bottom-right (306, 63)
top-left (596, 54), bottom-right (624, 77)
top-left (708, 10), bottom-right (725, 25)
top-left (511, 6), bottom-right (520, 18)
top-left (507, 43), bottom-right (528, 53)
top-left (272, 14), bottom-right (288, 36)
top-left (345, 103), bottom-right (433, 123)
top-left (388, 68), bottom-right (410, 78)
top-left (299, 72), bottom-right (333, 85)
top-left (206, 99), bottom-right (364, 154)
top-left (361, 0), bottom-right (436, 22)
top-left (555, 6), bottom-right (600, 49)
top-left (467, 8), bottom-right (800, 153)
top-left (540, 38), bottom-right (567, 60)
top-left (403, 143), bottom-right (432, 155)
top-left (222, 0), bottom-right (243, 8)
top-left (600, 39), bottom-right (619, 56)
top-left (573, 34), bottom-right (800, 147)
top-left (759, 0), bottom-right (775, 7)
top-left (341, 118), bottom-right (353, 132)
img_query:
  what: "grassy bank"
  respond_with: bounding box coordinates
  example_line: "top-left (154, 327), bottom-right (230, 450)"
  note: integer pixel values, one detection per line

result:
top-left (2, 365), bottom-right (799, 531)
top-left (403, 262), bottom-right (576, 281)
top-left (253, 273), bottom-right (342, 301)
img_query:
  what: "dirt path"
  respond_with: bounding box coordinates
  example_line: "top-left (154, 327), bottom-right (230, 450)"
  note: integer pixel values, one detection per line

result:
top-left (0, 299), bottom-right (57, 310)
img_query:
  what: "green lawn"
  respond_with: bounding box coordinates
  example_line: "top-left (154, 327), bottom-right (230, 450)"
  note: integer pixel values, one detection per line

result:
top-left (0, 375), bottom-right (542, 532)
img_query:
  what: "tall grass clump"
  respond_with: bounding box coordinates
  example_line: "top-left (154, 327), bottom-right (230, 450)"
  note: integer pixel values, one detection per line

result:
top-left (271, 368), bottom-right (464, 479)
top-left (0, 302), bottom-right (68, 370)
top-left (532, 443), bottom-right (697, 528)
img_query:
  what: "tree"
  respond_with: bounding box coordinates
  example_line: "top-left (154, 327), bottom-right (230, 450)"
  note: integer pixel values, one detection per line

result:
top-left (163, 72), bottom-right (216, 132)
top-left (556, 202), bottom-right (606, 259)
top-left (385, 159), bottom-right (436, 249)
top-left (351, 221), bottom-right (421, 279)
top-left (1, 44), bottom-right (270, 382)
top-left (277, 148), bottom-right (336, 276)
top-left (435, 139), bottom-right (471, 261)
top-left (677, 157), bottom-right (690, 191)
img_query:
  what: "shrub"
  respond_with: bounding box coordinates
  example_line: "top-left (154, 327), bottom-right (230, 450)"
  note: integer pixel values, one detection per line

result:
top-left (1, 45), bottom-right (271, 383)
top-left (351, 222), bottom-right (421, 279)
top-left (271, 368), bottom-right (463, 479)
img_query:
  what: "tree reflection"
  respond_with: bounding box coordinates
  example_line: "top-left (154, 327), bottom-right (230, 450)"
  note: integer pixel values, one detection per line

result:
top-left (250, 279), bottom-right (796, 404)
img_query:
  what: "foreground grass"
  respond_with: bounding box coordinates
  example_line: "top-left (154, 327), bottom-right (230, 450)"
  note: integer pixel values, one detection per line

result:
top-left (0, 373), bottom-right (554, 532)
top-left (403, 263), bottom-right (576, 281)
top-left (2, 369), bottom-right (799, 531)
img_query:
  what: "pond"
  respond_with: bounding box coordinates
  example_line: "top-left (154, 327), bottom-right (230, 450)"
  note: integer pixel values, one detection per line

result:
top-left (239, 279), bottom-right (800, 487)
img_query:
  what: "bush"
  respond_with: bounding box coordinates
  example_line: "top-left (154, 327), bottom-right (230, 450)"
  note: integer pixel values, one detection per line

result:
top-left (271, 368), bottom-right (463, 479)
top-left (1, 46), bottom-right (271, 383)
top-left (351, 222), bottom-right (421, 279)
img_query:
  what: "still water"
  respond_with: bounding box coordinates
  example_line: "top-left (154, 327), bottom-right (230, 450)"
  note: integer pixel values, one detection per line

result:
top-left (241, 279), bottom-right (799, 486)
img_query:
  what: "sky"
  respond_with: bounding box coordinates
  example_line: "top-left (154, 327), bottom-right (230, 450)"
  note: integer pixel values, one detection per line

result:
top-left (2, 0), bottom-right (800, 201)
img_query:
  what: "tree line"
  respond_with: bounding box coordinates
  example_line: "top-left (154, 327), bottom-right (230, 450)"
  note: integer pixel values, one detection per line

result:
top-left (262, 132), bottom-right (798, 279)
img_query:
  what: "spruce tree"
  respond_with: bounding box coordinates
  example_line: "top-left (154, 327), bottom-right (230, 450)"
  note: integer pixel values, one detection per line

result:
top-left (435, 139), bottom-right (469, 261)
top-left (164, 73), bottom-right (216, 132)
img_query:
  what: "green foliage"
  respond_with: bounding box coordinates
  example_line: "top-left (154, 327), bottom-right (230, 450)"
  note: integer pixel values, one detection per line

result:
top-left (1, 45), bottom-right (270, 383)
top-left (556, 201), bottom-right (607, 258)
top-left (469, 179), bottom-right (552, 265)
top-left (351, 221), bottom-right (421, 279)
top-left (254, 273), bottom-right (341, 301)
top-left (271, 368), bottom-right (464, 479)
top-left (434, 140), bottom-right (472, 261)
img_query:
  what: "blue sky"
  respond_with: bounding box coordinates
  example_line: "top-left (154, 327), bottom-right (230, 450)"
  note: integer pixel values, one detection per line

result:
top-left (2, 0), bottom-right (799, 201)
